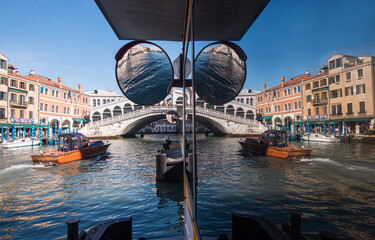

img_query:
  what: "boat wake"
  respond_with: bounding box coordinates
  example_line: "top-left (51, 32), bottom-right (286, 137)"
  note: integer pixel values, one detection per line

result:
top-left (0, 164), bottom-right (48, 175)
top-left (299, 157), bottom-right (374, 172)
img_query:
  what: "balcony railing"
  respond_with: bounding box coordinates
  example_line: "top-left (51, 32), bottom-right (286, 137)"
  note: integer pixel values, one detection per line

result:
top-left (9, 100), bottom-right (28, 108)
top-left (312, 98), bottom-right (328, 106)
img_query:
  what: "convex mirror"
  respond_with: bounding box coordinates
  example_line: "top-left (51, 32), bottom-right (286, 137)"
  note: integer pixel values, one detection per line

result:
top-left (115, 41), bottom-right (173, 105)
top-left (195, 42), bottom-right (247, 105)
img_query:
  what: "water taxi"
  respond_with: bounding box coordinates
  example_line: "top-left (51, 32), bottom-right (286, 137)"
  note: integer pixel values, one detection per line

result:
top-left (31, 133), bottom-right (110, 164)
top-left (302, 133), bottom-right (339, 143)
top-left (1, 137), bottom-right (39, 149)
top-left (239, 130), bottom-right (311, 159)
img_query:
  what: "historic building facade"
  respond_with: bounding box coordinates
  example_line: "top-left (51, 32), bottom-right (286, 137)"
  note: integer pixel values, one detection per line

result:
top-left (27, 72), bottom-right (90, 129)
top-left (86, 89), bottom-right (125, 108)
top-left (302, 54), bottom-right (375, 134)
top-left (256, 73), bottom-right (312, 128)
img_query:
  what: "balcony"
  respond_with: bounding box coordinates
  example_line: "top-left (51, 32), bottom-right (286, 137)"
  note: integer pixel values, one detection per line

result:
top-left (312, 98), bottom-right (328, 106)
top-left (10, 100), bottom-right (28, 108)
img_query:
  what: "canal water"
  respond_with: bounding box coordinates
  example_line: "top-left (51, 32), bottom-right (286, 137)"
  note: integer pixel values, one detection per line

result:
top-left (0, 136), bottom-right (374, 239)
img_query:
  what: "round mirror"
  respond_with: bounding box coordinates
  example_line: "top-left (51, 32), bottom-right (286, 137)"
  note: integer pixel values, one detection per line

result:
top-left (115, 41), bottom-right (173, 105)
top-left (195, 42), bottom-right (247, 105)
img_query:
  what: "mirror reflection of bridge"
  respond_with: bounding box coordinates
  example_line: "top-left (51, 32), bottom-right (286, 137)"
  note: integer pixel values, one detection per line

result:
top-left (80, 95), bottom-right (266, 137)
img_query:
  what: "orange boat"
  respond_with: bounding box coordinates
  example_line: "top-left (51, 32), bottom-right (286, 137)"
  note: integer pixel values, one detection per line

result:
top-left (31, 133), bottom-right (110, 164)
top-left (239, 130), bottom-right (311, 159)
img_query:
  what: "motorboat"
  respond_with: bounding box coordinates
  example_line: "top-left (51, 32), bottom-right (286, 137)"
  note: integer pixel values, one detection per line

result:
top-left (1, 137), bottom-right (39, 149)
top-left (302, 133), bottom-right (339, 142)
top-left (31, 133), bottom-right (110, 164)
top-left (239, 130), bottom-right (311, 159)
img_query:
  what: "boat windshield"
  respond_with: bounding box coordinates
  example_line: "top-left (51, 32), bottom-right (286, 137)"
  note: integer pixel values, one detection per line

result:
top-left (281, 132), bottom-right (287, 145)
top-left (268, 133), bottom-right (276, 146)
top-left (59, 136), bottom-right (70, 151)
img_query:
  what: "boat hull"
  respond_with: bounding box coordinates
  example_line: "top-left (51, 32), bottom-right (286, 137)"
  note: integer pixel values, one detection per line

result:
top-left (302, 134), bottom-right (339, 142)
top-left (1, 138), bottom-right (39, 149)
top-left (31, 144), bottom-right (110, 164)
top-left (239, 140), bottom-right (311, 159)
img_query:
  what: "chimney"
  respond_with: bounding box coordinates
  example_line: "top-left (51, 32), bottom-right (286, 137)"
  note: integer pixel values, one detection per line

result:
top-left (305, 70), bottom-right (310, 75)
top-left (263, 83), bottom-right (267, 92)
top-left (58, 77), bottom-right (62, 88)
top-left (30, 70), bottom-right (34, 75)
top-left (281, 77), bottom-right (285, 88)
top-left (78, 84), bottom-right (82, 93)
top-left (107, 88), bottom-right (110, 92)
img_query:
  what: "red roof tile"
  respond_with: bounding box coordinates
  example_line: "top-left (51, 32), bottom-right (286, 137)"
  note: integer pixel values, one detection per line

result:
top-left (261, 74), bottom-right (314, 93)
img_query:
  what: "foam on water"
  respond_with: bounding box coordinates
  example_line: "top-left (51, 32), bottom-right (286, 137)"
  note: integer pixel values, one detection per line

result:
top-left (299, 157), bottom-right (374, 172)
top-left (0, 164), bottom-right (46, 175)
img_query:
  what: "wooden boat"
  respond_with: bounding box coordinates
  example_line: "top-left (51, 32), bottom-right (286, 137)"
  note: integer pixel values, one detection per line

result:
top-left (239, 130), bottom-right (311, 159)
top-left (31, 133), bottom-right (110, 164)
top-left (1, 137), bottom-right (39, 149)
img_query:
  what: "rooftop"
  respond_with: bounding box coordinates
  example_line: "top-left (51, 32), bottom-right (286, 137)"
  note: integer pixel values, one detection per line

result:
top-left (85, 89), bottom-right (124, 97)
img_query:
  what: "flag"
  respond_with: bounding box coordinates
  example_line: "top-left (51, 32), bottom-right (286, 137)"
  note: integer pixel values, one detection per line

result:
top-left (67, 91), bottom-right (71, 99)
top-left (273, 90), bottom-right (276, 98)
top-left (73, 92), bottom-right (76, 97)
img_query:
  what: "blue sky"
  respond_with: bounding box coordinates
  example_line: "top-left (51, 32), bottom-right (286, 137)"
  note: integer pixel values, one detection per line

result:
top-left (0, 0), bottom-right (374, 94)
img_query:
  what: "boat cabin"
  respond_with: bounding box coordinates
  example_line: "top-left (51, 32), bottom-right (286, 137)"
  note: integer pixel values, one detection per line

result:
top-left (58, 133), bottom-right (90, 152)
top-left (259, 130), bottom-right (288, 148)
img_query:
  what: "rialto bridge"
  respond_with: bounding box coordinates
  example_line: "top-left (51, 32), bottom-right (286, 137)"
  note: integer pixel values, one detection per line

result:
top-left (80, 98), bottom-right (266, 137)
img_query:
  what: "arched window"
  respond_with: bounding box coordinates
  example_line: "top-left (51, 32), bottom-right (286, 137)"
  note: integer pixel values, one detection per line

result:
top-left (241, 98), bottom-right (244, 103)
top-left (113, 106), bottom-right (122, 116)
top-left (92, 111), bottom-right (101, 122)
top-left (197, 98), bottom-right (204, 107)
top-left (103, 109), bottom-right (112, 119)
top-left (250, 98), bottom-right (253, 105)
top-left (123, 103), bottom-right (133, 113)
top-left (236, 107), bottom-right (244, 117)
top-left (246, 110), bottom-right (255, 120)
top-left (176, 97), bottom-right (183, 105)
top-left (97, 99), bottom-right (100, 106)
top-left (215, 105), bottom-right (225, 112)
top-left (226, 105), bottom-right (234, 115)
top-left (93, 99), bottom-right (96, 107)
top-left (103, 99), bottom-right (106, 104)
top-left (246, 98), bottom-right (249, 104)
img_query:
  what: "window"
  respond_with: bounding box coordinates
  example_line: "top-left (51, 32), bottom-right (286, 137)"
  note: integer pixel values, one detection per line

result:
top-left (77, 109), bottom-right (80, 115)
top-left (277, 92), bottom-right (280, 98)
top-left (288, 89), bottom-right (290, 95)
top-left (0, 91), bottom-right (6, 100)
top-left (330, 89), bottom-right (342, 99)
top-left (45, 88), bottom-right (49, 95)
top-left (320, 79), bottom-right (327, 86)
top-left (321, 92), bottom-right (327, 100)
top-left (64, 92), bottom-right (67, 99)
top-left (56, 106), bottom-right (59, 113)
top-left (329, 60), bottom-right (335, 70)
top-left (11, 80), bottom-right (17, 87)
top-left (246, 98), bottom-right (249, 104)
top-left (315, 107), bottom-right (319, 116)
top-left (1, 77), bottom-right (7, 85)
top-left (347, 103), bottom-right (353, 114)
top-left (278, 105), bottom-right (280, 112)
top-left (359, 102), bottom-right (366, 114)
top-left (313, 81), bottom-right (319, 88)
top-left (294, 102), bottom-right (297, 109)
top-left (335, 75), bottom-right (340, 83)
top-left (329, 58), bottom-right (342, 69)
top-left (358, 69), bottom-right (363, 79)
top-left (20, 110), bottom-right (24, 118)
top-left (52, 90), bottom-right (55, 97)
top-left (29, 96), bottom-right (34, 105)
top-left (20, 82), bottom-right (26, 89)
top-left (11, 109), bottom-right (15, 118)
top-left (40, 103), bottom-right (43, 111)
top-left (345, 86), bottom-right (353, 96)
top-left (288, 103), bottom-right (291, 110)
top-left (284, 104), bottom-right (288, 111)
top-left (51, 105), bottom-right (55, 113)
top-left (323, 106), bottom-right (327, 115)
top-left (274, 106), bottom-right (278, 112)
top-left (0, 59), bottom-right (7, 69)
top-left (0, 108), bottom-right (5, 119)
top-left (29, 111), bottom-right (33, 119)
top-left (336, 58), bottom-right (342, 68)
top-left (298, 101), bottom-right (302, 109)
top-left (44, 104), bottom-right (48, 111)
top-left (346, 72), bottom-right (351, 81)
top-left (67, 107), bottom-right (70, 114)
top-left (284, 90), bottom-right (287, 96)
top-left (306, 83), bottom-right (311, 90)
top-left (10, 93), bottom-right (16, 102)
top-left (56, 91), bottom-right (59, 98)
top-left (64, 107), bottom-right (66, 114)
top-left (356, 84), bottom-right (365, 94)
top-left (293, 87), bottom-right (296, 94)
top-left (306, 95), bottom-right (312, 102)
top-left (29, 84), bottom-right (34, 91)
top-left (103, 99), bottom-right (106, 104)
top-left (329, 77), bottom-right (335, 84)
top-left (307, 108), bottom-right (311, 116)
top-left (298, 86), bottom-right (301, 92)
top-left (250, 98), bottom-right (253, 105)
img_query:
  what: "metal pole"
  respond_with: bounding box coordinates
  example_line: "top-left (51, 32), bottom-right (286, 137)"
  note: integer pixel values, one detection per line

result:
top-left (66, 218), bottom-right (80, 240)
top-left (191, 0), bottom-right (197, 219)
top-left (39, 119), bottom-right (43, 154)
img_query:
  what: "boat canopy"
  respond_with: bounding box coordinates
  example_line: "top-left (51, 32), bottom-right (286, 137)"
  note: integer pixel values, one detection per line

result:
top-left (94, 0), bottom-right (270, 41)
top-left (259, 130), bottom-right (288, 148)
top-left (58, 133), bottom-right (89, 152)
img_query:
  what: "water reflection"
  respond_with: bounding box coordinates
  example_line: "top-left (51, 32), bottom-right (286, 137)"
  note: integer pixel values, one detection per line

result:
top-left (195, 43), bottom-right (246, 105)
top-left (116, 42), bottom-right (173, 105)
